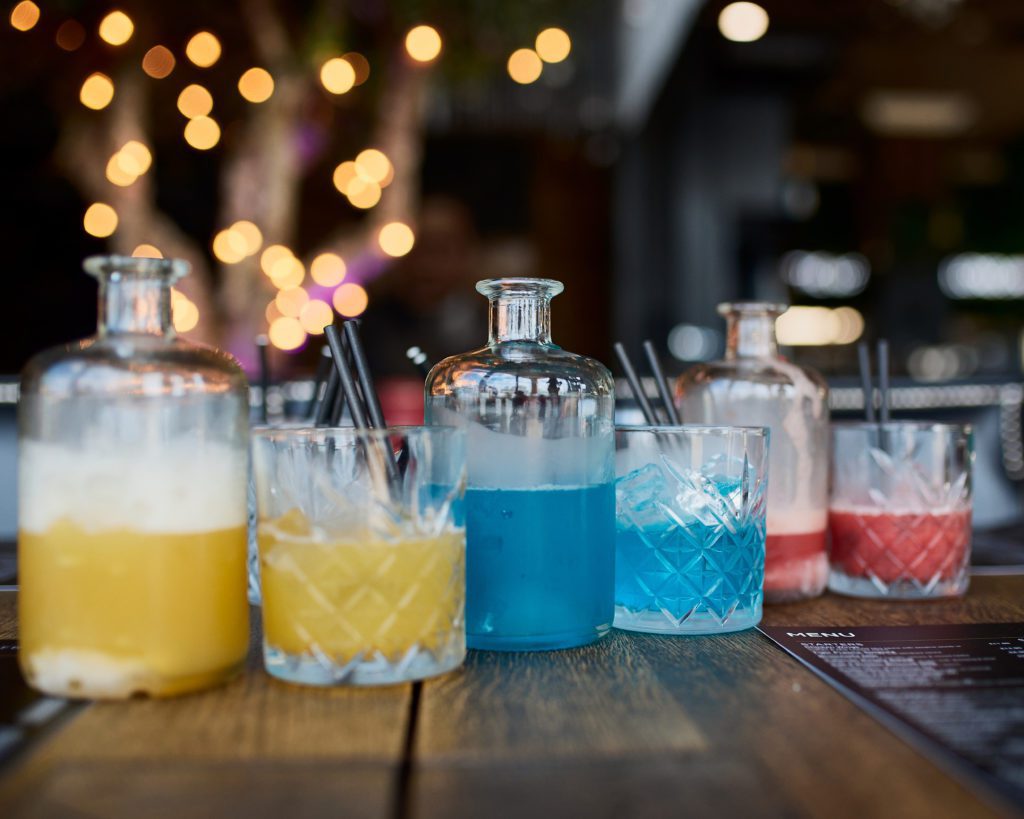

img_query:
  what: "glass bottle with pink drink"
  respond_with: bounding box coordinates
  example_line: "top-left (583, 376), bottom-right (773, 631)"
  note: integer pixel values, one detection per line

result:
top-left (674, 302), bottom-right (829, 602)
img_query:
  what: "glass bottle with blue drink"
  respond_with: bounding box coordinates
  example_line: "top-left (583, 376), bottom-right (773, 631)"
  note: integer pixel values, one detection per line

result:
top-left (424, 278), bottom-right (616, 651)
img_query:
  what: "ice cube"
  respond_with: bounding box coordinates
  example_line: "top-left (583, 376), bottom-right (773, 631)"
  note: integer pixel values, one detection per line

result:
top-left (615, 463), bottom-right (670, 530)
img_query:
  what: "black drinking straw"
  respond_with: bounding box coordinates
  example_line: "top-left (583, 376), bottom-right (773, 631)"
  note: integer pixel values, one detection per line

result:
top-left (642, 340), bottom-right (680, 425)
top-left (325, 324), bottom-right (369, 429)
top-left (307, 345), bottom-right (333, 420)
top-left (343, 320), bottom-right (388, 430)
top-left (857, 341), bottom-right (876, 424)
top-left (325, 323), bottom-right (400, 486)
top-left (877, 339), bottom-right (891, 425)
top-left (614, 342), bottom-right (658, 426)
top-left (314, 365), bottom-right (339, 428)
top-left (329, 370), bottom-right (348, 426)
top-left (256, 335), bottom-right (270, 424)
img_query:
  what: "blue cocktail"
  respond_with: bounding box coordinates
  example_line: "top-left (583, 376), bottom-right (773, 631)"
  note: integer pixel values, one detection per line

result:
top-left (465, 484), bottom-right (615, 651)
top-left (613, 427), bottom-right (768, 635)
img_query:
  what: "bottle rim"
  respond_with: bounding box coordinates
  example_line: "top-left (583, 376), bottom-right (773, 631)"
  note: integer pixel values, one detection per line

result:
top-left (476, 277), bottom-right (564, 299)
top-left (83, 254), bottom-right (189, 282)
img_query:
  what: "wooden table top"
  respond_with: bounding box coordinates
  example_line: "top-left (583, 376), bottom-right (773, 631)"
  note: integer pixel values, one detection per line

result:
top-left (1, 576), bottom-right (1021, 819)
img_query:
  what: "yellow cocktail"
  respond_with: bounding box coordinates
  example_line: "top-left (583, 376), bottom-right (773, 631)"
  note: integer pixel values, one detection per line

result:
top-left (18, 443), bottom-right (250, 698)
top-left (259, 508), bottom-right (465, 685)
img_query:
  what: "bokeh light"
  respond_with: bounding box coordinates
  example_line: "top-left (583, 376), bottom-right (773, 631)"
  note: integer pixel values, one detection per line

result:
top-left (332, 161), bottom-right (358, 194)
top-left (405, 25), bottom-right (442, 62)
top-left (184, 116), bottom-right (220, 150)
top-left (333, 282), bottom-right (368, 317)
top-left (260, 244), bottom-right (293, 276)
top-left (320, 57), bottom-right (355, 95)
top-left (10, 1), bottom-right (40, 32)
top-left (119, 140), bottom-right (152, 174)
top-left (508, 49), bottom-right (543, 84)
top-left (98, 10), bottom-right (133, 46)
top-left (355, 149), bottom-right (391, 183)
top-left (535, 28), bottom-right (571, 63)
top-left (132, 244), bottom-right (162, 258)
top-left (344, 52), bottom-right (370, 85)
top-left (265, 299), bottom-right (283, 325)
top-left (718, 2), bottom-right (769, 43)
top-left (774, 306), bottom-right (863, 346)
top-left (177, 84), bottom-right (213, 118)
top-left (275, 287), bottom-right (309, 318)
top-left (268, 256), bottom-right (305, 289)
top-left (185, 31), bottom-right (221, 67)
top-left (142, 46), bottom-right (175, 79)
top-left (80, 73), bottom-right (115, 110)
top-left (212, 228), bottom-right (248, 264)
top-left (231, 221), bottom-right (263, 256)
top-left (238, 67), bottom-right (274, 103)
top-left (106, 155), bottom-right (135, 186)
top-left (346, 178), bottom-right (381, 209)
top-left (299, 299), bottom-right (333, 335)
top-left (56, 20), bottom-right (86, 51)
top-left (268, 316), bottom-right (306, 351)
top-left (378, 222), bottom-right (415, 257)
top-left (83, 203), bottom-right (118, 238)
top-left (310, 252), bottom-right (346, 287)
top-left (172, 292), bottom-right (199, 333)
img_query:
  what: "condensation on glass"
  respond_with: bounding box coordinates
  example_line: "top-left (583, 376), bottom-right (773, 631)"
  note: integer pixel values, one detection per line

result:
top-left (18, 255), bottom-right (250, 698)
top-left (675, 302), bottom-right (829, 602)
top-left (424, 278), bottom-right (616, 651)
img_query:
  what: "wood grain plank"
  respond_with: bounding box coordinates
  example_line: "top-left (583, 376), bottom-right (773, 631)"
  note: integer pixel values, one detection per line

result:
top-left (761, 574), bottom-right (1024, 628)
top-left (4, 760), bottom-right (396, 819)
top-left (416, 632), bottom-right (706, 762)
top-left (0, 597), bottom-right (410, 819)
top-left (1, 590), bottom-right (15, 640)
top-left (411, 576), bottom-right (1023, 818)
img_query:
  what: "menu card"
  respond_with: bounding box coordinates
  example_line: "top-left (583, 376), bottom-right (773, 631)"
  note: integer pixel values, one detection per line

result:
top-left (760, 623), bottom-right (1024, 810)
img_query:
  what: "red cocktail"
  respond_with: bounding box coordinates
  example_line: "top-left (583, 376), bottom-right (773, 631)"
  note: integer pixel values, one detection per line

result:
top-left (829, 507), bottom-right (970, 587)
top-left (829, 422), bottom-right (973, 599)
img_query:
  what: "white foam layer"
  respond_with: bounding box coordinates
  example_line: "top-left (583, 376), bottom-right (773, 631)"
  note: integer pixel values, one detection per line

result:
top-left (829, 503), bottom-right (970, 517)
top-left (24, 649), bottom-right (159, 699)
top-left (19, 440), bottom-right (247, 534)
top-left (767, 508), bottom-right (828, 535)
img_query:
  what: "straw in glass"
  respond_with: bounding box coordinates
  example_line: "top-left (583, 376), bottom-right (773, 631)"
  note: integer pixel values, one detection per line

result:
top-left (256, 334), bottom-right (270, 424)
top-left (642, 340), bottom-right (680, 425)
top-left (614, 342), bottom-right (658, 426)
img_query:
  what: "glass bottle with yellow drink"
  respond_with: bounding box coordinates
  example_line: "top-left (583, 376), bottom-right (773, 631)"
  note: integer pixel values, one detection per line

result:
top-left (18, 255), bottom-right (250, 698)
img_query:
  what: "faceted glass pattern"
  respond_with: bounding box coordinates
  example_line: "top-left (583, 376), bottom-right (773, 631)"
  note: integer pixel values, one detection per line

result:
top-left (252, 426), bottom-right (467, 685)
top-left (829, 423), bottom-right (973, 600)
top-left (613, 426), bottom-right (768, 635)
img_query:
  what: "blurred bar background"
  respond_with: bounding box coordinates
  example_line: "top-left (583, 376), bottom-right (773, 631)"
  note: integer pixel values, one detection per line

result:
top-left (3, 0), bottom-right (1024, 561)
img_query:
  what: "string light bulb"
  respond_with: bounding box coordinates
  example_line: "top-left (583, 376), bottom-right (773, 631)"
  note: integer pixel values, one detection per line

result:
top-left (378, 222), bottom-right (415, 257)
top-left (10, 1), bottom-right (40, 32)
top-left (310, 253), bottom-right (347, 287)
top-left (405, 25), bottom-right (442, 62)
top-left (184, 116), bottom-right (220, 150)
top-left (718, 2), bottom-right (769, 43)
top-left (83, 203), bottom-right (118, 237)
top-left (268, 317), bottom-right (306, 351)
top-left (185, 31), bottom-right (221, 67)
top-left (333, 283), bottom-right (368, 317)
top-left (507, 49), bottom-right (543, 84)
top-left (320, 57), bottom-right (355, 95)
top-left (142, 46), bottom-right (175, 79)
top-left (238, 67), bottom-right (274, 103)
top-left (98, 10), bottom-right (133, 46)
top-left (535, 28), bottom-right (571, 63)
top-left (80, 73), bottom-right (115, 110)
